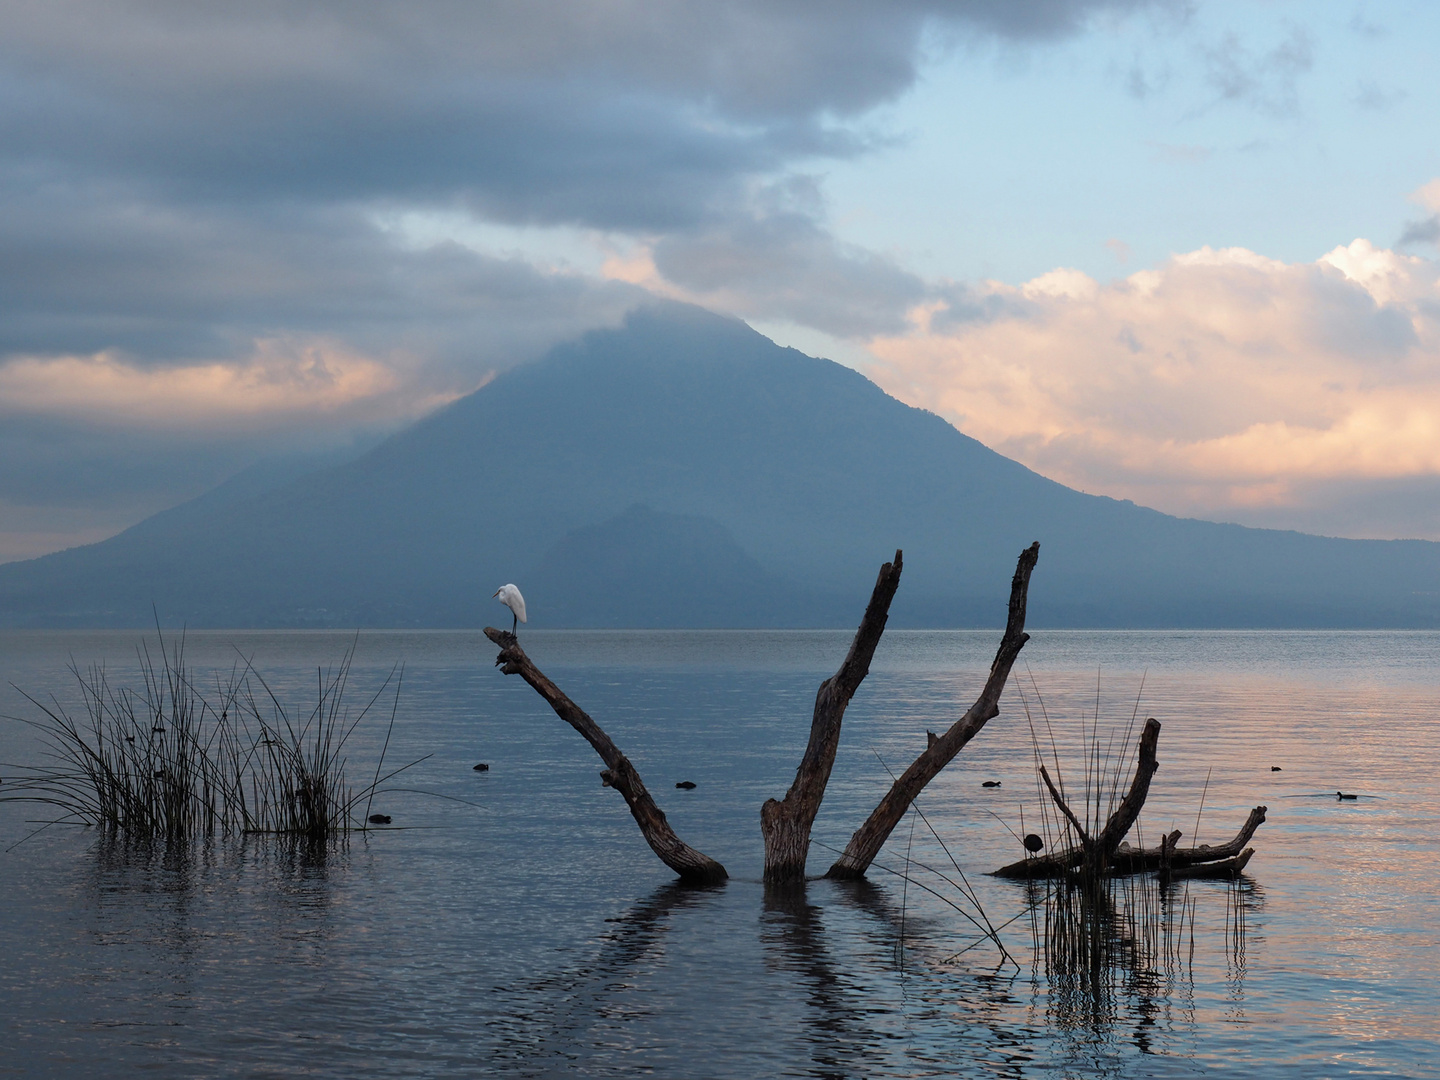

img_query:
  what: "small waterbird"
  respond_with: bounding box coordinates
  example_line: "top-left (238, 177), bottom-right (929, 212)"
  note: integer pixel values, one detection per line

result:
top-left (1024, 833), bottom-right (1045, 854)
top-left (493, 583), bottom-right (527, 633)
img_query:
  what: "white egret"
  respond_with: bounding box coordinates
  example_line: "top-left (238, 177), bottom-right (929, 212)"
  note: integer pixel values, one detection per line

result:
top-left (493, 583), bottom-right (527, 633)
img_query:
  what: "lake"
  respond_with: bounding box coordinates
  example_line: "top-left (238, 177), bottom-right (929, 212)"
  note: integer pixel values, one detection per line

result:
top-left (2, 628), bottom-right (1438, 1077)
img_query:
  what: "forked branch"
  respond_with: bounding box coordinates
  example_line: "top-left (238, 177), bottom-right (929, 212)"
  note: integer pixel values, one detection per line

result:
top-left (1039, 717), bottom-right (1160, 877)
top-left (826, 542), bottom-right (1040, 880)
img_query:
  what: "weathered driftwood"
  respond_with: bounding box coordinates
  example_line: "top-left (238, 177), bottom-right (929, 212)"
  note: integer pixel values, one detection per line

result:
top-left (485, 627), bottom-right (727, 885)
top-left (1167, 847), bottom-right (1254, 879)
top-left (826, 542), bottom-right (1040, 880)
top-left (761, 551), bottom-right (903, 883)
top-left (1113, 805), bottom-right (1268, 873)
top-left (993, 804), bottom-right (1268, 880)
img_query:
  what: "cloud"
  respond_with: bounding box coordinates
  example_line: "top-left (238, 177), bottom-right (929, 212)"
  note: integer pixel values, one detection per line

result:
top-left (867, 240), bottom-right (1440, 525)
top-left (640, 183), bottom-right (930, 337)
top-left (1396, 179), bottom-right (1440, 250)
top-left (0, 2), bottom-right (1165, 232)
top-left (0, 182), bottom-right (645, 366)
top-left (1412, 179), bottom-right (1440, 213)
top-left (0, 0), bottom-right (1184, 559)
top-left (1353, 79), bottom-right (1406, 111)
top-left (1398, 216), bottom-right (1440, 249)
top-left (0, 339), bottom-right (453, 432)
top-left (0, 1), bottom-right (1173, 393)
top-left (1199, 24), bottom-right (1314, 116)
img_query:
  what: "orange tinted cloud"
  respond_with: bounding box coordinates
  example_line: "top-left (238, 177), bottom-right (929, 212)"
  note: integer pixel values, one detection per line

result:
top-left (0, 337), bottom-right (461, 432)
top-left (868, 240), bottom-right (1440, 517)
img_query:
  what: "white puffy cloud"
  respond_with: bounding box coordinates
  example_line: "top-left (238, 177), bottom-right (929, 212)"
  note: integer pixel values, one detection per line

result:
top-left (867, 238), bottom-right (1440, 531)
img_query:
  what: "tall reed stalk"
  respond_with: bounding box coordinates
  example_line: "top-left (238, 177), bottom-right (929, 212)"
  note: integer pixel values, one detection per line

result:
top-left (2, 631), bottom-right (410, 843)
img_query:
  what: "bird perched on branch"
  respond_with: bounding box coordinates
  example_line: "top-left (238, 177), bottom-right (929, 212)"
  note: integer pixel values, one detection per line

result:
top-left (493, 583), bottom-right (527, 633)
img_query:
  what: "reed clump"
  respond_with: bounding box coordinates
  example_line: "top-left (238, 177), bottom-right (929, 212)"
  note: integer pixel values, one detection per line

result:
top-left (2, 632), bottom-right (408, 843)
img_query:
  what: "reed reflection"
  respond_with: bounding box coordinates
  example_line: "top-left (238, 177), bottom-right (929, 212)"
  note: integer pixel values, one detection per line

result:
top-left (84, 831), bottom-right (344, 962)
top-left (1024, 871), bottom-right (1260, 1061)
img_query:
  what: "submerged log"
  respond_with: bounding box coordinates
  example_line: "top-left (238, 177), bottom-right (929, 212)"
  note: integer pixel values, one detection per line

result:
top-left (826, 542), bottom-right (1040, 880)
top-left (1167, 847), bottom-right (1254, 879)
top-left (993, 804), bottom-right (1268, 879)
top-left (761, 551), bottom-right (903, 883)
top-left (1113, 805), bottom-right (1268, 873)
top-left (485, 628), bottom-right (727, 885)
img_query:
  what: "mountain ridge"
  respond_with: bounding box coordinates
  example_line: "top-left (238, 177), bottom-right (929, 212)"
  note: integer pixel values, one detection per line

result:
top-left (3, 302), bottom-right (1438, 628)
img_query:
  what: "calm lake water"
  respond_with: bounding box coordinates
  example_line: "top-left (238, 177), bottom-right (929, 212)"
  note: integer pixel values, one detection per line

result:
top-left (2, 629), bottom-right (1438, 1078)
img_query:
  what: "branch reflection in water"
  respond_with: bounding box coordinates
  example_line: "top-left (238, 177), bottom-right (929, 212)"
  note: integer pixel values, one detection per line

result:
top-left (490, 881), bottom-right (725, 1072)
top-left (761, 879), bottom-right (899, 1078)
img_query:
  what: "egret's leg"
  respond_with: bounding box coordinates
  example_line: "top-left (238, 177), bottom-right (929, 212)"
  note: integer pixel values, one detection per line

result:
top-left (512, 612), bottom-right (518, 634)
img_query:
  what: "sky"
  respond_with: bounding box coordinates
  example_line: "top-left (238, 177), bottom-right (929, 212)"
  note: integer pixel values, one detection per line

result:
top-left (2, 0), bottom-right (1438, 562)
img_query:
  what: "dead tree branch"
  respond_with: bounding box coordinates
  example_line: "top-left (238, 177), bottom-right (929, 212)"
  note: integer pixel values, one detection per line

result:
top-left (1112, 805), bottom-right (1267, 874)
top-left (761, 550), bottom-right (903, 883)
top-left (826, 542), bottom-right (1040, 880)
top-left (485, 627), bottom-right (727, 885)
top-left (993, 800), bottom-right (1267, 880)
top-left (1039, 717), bottom-right (1161, 878)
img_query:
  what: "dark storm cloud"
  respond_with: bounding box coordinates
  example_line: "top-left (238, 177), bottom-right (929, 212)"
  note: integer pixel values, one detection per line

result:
top-left (0, 177), bottom-right (645, 371)
top-left (0, 0), bottom-right (1173, 364)
top-left (1, 1), bottom-right (1171, 229)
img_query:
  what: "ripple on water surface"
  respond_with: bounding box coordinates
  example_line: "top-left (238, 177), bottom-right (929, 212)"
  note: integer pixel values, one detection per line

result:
top-left (2, 629), bottom-right (1438, 1077)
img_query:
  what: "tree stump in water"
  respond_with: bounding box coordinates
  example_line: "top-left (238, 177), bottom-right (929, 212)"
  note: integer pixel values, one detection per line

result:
top-left (760, 551), bottom-right (903, 884)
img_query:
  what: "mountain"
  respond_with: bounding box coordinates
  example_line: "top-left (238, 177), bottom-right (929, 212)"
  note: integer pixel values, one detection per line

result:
top-left (3, 302), bottom-right (1440, 628)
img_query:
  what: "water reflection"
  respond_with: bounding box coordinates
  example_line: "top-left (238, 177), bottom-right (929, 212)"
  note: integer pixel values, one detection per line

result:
top-left (84, 832), bottom-right (345, 972)
top-left (1023, 872), bottom-right (1262, 1067)
top-left (5, 626), bottom-right (1436, 1077)
top-left (88, 830), bottom-right (342, 900)
top-left (760, 880), bottom-right (892, 1079)
top-left (490, 881), bottom-right (724, 1075)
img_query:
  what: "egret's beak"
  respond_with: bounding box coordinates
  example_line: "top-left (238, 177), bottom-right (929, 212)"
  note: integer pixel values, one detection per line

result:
top-left (492, 589), bottom-right (500, 597)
